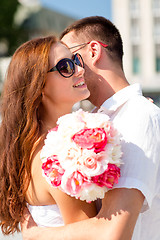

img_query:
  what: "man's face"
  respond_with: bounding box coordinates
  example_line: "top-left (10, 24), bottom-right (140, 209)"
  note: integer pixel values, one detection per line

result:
top-left (61, 31), bottom-right (96, 101)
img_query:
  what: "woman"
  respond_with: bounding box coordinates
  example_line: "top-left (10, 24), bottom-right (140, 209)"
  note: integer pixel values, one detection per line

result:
top-left (0, 36), bottom-right (97, 235)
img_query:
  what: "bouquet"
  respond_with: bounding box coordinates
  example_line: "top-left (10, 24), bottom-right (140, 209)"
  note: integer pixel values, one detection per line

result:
top-left (41, 109), bottom-right (122, 202)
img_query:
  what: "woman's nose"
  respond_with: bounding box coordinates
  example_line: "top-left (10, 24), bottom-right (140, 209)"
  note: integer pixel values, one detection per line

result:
top-left (74, 64), bottom-right (85, 77)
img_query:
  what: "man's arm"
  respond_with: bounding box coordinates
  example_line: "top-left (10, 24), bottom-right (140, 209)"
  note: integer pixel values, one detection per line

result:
top-left (21, 187), bottom-right (144, 240)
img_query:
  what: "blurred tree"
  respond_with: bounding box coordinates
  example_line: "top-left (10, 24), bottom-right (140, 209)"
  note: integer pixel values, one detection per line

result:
top-left (0, 0), bottom-right (27, 56)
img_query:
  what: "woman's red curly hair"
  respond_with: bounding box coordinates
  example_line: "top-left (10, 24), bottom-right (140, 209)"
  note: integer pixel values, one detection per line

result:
top-left (0, 35), bottom-right (57, 234)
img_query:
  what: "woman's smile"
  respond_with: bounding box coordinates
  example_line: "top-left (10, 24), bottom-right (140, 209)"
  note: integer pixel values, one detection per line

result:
top-left (72, 78), bottom-right (87, 88)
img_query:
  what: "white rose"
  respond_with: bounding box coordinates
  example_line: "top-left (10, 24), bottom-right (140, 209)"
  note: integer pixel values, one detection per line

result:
top-left (78, 184), bottom-right (107, 202)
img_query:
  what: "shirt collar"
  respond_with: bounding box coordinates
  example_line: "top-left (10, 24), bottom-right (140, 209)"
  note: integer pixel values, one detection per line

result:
top-left (98, 83), bottom-right (142, 115)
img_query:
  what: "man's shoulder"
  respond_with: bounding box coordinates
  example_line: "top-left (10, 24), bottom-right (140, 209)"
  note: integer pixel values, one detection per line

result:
top-left (114, 95), bottom-right (160, 135)
top-left (126, 95), bottom-right (160, 118)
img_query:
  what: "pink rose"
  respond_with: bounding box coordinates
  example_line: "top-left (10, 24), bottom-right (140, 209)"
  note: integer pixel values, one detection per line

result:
top-left (64, 171), bottom-right (87, 196)
top-left (72, 128), bottom-right (107, 153)
top-left (83, 156), bottom-right (97, 169)
top-left (91, 163), bottom-right (121, 188)
top-left (42, 155), bottom-right (64, 187)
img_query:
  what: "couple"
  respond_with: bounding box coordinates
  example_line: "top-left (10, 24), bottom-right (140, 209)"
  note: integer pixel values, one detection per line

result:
top-left (0, 16), bottom-right (160, 240)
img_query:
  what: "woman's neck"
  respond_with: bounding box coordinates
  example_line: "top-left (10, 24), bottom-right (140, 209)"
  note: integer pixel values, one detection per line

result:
top-left (40, 103), bottom-right (72, 134)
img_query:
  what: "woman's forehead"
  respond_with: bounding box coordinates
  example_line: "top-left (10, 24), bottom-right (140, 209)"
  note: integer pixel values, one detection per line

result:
top-left (49, 42), bottom-right (72, 66)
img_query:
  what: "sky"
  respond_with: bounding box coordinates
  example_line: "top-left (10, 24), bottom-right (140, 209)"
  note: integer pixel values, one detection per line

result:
top-left (40, 0), bottom-right (112, 20)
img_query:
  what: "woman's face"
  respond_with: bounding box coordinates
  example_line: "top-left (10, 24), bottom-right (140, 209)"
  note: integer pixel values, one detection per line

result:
top-left (43, 42), bottom-right (90, 109)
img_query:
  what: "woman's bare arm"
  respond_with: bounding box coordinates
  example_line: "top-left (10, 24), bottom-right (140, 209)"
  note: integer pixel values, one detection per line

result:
top-left (22, 187), bottom-right (144, 240)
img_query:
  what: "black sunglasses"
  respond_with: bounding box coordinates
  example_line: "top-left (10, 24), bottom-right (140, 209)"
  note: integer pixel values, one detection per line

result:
top-left (48, 53), bottom-right (84, 78)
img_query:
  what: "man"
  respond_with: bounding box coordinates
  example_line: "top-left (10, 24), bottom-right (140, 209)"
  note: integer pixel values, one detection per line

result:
top-left (22, 16), bottom-right (160, 240)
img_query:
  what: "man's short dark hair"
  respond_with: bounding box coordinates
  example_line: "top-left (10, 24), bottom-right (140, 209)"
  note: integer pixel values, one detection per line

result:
top-left (60, 16), bottom-right (124, 67)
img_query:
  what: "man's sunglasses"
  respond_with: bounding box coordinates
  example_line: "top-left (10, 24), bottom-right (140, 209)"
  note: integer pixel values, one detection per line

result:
top-left (69, 41), bottom-right (108, 50)
top-left (48, 53), bottom-right (84, 78)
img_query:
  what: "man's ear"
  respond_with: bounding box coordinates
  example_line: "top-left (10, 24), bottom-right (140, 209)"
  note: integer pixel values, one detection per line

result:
top-left (88, 41), bottom-right (102, 65)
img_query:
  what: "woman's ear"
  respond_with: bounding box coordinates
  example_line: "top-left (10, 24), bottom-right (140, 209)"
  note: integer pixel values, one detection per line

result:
top-left (88, 41), bottom-right (102, 65)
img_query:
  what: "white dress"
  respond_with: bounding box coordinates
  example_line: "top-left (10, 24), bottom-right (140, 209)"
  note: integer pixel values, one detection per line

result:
top-left (28, 204), bottom-right (64, 227)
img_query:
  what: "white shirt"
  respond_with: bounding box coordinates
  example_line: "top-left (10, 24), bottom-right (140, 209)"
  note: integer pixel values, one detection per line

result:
top-left (98, 84), bottom-right (160, 240)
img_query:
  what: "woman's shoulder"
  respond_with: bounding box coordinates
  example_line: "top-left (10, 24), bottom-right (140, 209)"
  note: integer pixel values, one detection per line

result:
top-left (26, 139), bottom-right (56, 206)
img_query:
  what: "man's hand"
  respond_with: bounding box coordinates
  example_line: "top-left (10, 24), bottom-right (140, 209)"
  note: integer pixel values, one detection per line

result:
top-left (147, 97), bottom-right (154, 103)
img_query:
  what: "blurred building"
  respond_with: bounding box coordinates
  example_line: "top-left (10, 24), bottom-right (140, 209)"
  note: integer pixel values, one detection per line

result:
top-left (20, 6), bottom-right (76, 39)
top-left (112, 0), bottom-right (160, 105)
